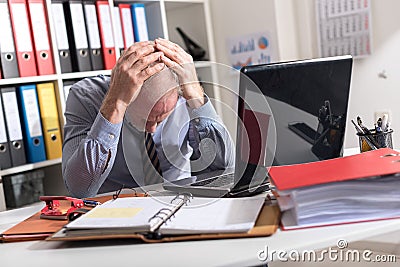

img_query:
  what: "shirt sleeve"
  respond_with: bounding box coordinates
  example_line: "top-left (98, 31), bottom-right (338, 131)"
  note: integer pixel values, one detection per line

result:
top-left (62, 85), bottom-right (121, 198)
top-left (186, 96), bottom-right (235, 174)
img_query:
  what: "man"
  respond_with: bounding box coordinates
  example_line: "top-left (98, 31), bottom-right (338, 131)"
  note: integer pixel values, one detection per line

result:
top-left (62, 39), bottom-right (234, 198)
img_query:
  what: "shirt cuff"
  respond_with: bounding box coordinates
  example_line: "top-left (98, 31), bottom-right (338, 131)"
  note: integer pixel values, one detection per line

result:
top-left (186, 95), bottom-right (220, 128)
top-left (88, 113), bottom-right (122, 149)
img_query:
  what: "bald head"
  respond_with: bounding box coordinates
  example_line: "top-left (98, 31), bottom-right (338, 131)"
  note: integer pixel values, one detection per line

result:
top-left (125, 66), bottom-right (180, 132)
top-left (140, 66), bottom-right (179, 105)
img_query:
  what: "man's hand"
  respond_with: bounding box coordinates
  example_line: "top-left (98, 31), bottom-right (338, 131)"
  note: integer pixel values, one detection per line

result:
top-left (155, 38), bottom-right (205, 109)
top-left (100, 41), bottom-right (165, 124)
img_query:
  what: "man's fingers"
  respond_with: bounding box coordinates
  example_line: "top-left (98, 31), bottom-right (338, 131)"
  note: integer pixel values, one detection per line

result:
top-left (155, 39), bottom-right (188, 64)
top-left (161, 55), bottom-right (180, 70)
top-left (139, 61), bottom-right (165, 81)
top-left (125, 41), bottom-right (154, 53)
top-left (155, 38), bottom-right (182, 52)
top-left (119, 42), bottom-right (155, 67)
top-left (136, 51), bottom-right (164, 72)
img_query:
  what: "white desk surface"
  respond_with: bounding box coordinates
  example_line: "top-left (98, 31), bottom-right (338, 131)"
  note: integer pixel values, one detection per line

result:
top-left (1, 183), bottom-right (400, 267)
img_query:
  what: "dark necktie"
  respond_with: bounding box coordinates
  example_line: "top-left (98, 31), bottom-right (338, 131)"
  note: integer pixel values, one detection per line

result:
top-left (143, 132), bottom-right (163, 185)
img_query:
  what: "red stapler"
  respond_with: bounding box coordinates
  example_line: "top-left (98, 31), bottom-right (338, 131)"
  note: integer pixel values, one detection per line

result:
top-left (39, 196), bottom-right (86, 220)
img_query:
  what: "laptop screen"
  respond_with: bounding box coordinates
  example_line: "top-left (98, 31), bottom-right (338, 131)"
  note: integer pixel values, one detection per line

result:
top-left (237, 55), bottom-right (353, 169)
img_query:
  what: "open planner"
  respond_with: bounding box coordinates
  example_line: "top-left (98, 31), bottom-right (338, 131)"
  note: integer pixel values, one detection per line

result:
top-left (49, 194), bottom-right (279, 242)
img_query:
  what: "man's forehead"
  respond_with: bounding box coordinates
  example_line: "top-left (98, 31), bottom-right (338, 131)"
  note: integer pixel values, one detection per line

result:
top-left (148, 89), bottom-right (178, 113)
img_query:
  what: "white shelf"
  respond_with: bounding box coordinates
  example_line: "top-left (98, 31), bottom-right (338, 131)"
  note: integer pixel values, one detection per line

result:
top-left (0, 158), bottom-right (62, 179)
top-left (60, 70), bottom-right (112, 80)
top-left (0, 71), bottom-right (113, 86)
top-left (0, 75), bottom-right (59, 86)
top-left (0, 70), bottom-right (111, 86)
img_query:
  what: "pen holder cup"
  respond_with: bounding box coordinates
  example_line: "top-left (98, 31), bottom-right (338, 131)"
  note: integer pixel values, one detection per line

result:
top-left (357, 129), bottom-right (393, 153)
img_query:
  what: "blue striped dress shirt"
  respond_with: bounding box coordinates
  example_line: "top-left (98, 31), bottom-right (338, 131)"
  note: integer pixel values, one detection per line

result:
top-left (62, 75), bottom-right (235, 198)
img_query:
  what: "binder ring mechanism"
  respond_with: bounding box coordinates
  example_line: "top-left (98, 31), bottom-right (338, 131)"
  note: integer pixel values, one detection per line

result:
top-left (170, 192), bottom-right (193, 205)
top-left (148, 193), bottom-right (193, 224)
top-left (147, 193), bottom-right (193, 234)
top-left (148, 207), bottom-right (174, 225)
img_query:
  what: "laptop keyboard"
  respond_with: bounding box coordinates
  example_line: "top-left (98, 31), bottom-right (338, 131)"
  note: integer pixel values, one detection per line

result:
top-left (190, 173), bottom-right (235, 187)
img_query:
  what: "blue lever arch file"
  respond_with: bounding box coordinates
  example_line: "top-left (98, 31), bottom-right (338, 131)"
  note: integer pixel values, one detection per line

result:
top-left (17, 84), bottom-right (46, 163)
top-left (131, 3), bottom-right (149, 41)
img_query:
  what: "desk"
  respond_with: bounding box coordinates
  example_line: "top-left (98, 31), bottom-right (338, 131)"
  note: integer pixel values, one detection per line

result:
top-left (1, 184), bottom-right (400, 267)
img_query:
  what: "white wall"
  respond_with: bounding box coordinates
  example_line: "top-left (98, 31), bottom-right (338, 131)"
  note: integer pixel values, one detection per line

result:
top-left (210, 0), bottom-right (400, 149)
top-left (208, 0), bottom-right (280, 138)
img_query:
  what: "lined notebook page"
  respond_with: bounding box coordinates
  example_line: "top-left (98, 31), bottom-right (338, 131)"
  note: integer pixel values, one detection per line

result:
top-left (159, 196), bottom-right (265, 235)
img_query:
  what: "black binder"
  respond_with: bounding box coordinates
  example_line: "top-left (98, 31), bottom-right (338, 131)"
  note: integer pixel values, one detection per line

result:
top-left (50, 0), bottom-right (73, 73)
top-left (0, 48), bottom-right (19, 78)
top-left (1, 87), bottom-right (26, 167)
top-left (0, 94), bottom-right (12, 169)
top-left (83, 0), bottom-right (104, 70)
top-left (0, 0), bottom-right (20, 78)
top-left (63, 0), bottom-right (92, 72)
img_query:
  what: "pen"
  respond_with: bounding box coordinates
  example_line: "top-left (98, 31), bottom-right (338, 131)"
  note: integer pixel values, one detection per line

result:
top-left (351, 119), bottom-right (365, 134)
top-left (83, 199), bottom-right (101, 207)
top-left (377, 117), bottom-right (382, 128)
top-left (353, 117), bottom-right (380, 149)
top-left (381, 114), bottom-right (388, 132)
top-left (356, 116), bottom-right (372, 134)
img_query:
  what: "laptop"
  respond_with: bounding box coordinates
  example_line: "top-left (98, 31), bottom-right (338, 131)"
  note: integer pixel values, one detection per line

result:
top-left (163, 55), bottom-right (353, 197)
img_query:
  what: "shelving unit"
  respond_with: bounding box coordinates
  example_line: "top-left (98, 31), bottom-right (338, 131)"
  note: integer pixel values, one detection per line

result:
top-left (0, 0), bottom-right (218, 211)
